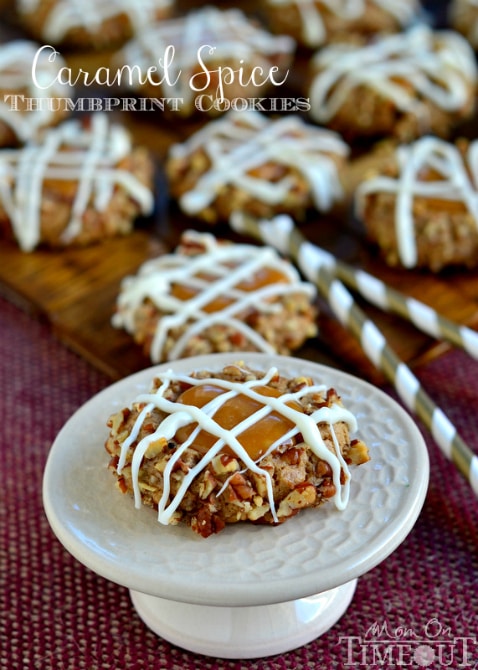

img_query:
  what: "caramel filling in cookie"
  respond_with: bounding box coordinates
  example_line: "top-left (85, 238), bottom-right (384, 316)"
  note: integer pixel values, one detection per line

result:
top-left (176, 383), bottom-right (302, 460)
top-left (171, 266), bottom-right (289, 313)
top-left (416, 167), bottom-right (468, 214)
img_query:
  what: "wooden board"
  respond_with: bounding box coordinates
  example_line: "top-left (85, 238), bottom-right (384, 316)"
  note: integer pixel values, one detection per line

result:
top-left (1, 1), bottom-right (478, 383)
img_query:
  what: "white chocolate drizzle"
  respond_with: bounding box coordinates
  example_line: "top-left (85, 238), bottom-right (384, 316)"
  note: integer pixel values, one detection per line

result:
top-left (309, 24), bottom-right (477, 127)
top-left (266, 0), bottom-right (418, 47)
top-left (119, 6), bottom-right (295, 107)
top-left (116, 365), bottom-right (358, 525)
top-left (168, 109), bottom-right (349, 214)
top-left (112, 230), bottom-right (317, 361)
top-left (0, 113), bottom-right (154, 252)
top-left (0, 40), bottom-right (70, 143)
top-left (18, 0), bottom-right (173, 42)
top-left (355, 136), bottom-right (478, 268)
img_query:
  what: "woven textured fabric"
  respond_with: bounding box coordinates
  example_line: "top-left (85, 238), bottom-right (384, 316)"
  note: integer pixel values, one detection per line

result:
top-left (1, 295), bottom-right (477, 670)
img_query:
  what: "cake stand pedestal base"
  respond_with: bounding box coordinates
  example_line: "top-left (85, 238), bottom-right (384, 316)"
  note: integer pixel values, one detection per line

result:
top-left (130, 578), bottom-right (357, 659)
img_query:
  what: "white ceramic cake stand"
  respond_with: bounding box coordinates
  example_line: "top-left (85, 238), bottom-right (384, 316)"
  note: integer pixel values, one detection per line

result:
top-left (43, 353), bottom-right (429, 659)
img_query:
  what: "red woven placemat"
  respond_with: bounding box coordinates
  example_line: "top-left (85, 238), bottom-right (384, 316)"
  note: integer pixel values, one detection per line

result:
top-left (1, 295), bottom-right (477, 670)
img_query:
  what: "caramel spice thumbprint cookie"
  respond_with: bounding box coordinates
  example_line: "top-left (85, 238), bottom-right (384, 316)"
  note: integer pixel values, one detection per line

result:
top-left (262, 0), bottom-right (420, 49)
top-left (0, 114), bottom-right (155, 252)
top-left (117, 6), bottom-right (295, 118)
top-left (355, 136), bottom-right (478, 272)
top-left (166, 110), bottom-right (349, 224)
top-left (112, 230), bottom-right (318, 362)
top-left (0, 41), bottom-right (71, 147)
top-left (104, 362), bottom-right (370, 537)
top-left (308, 25), bottom-right (477, 142)
top-left (15, 0), bottom-right (175, 50)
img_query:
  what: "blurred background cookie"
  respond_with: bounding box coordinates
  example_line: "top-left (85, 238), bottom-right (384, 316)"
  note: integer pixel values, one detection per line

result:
top-left (355, 136), bottom-right (478, 271)
top-left (112, 230), bottom-right (318, 362)
top-left (166, 109), bottom-right (349, 224)
top-left (308, 24), bottom-right (477, 142)
top-left (0, 113), bottom-right (155, 251)
top-left (261, 0), bottom-right (420, 49)
top-left (0, 40), bottom-right (70, 146)
top-left (117, 6), bottom-right (295, 118)
top-left (15, 0), bottom-right (175, 50)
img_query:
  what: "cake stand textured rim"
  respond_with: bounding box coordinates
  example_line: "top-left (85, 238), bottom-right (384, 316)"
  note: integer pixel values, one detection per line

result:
top-left (42, 352), bottom-right (429, 608)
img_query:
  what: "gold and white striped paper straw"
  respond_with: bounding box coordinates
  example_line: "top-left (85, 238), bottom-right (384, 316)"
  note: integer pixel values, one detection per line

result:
top-left (231, 213), bottom-right (478, 496)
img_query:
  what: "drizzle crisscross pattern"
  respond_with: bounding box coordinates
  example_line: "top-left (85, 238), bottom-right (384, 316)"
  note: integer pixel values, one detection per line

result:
top-left (310, 24), bottom-right (477, 132)
top-left (115, 365), bottom-right (357, 527)
top-left (168, 110), bottom-right (349, 216)
top-left (113, 231), bottom-right (317, 362)
top-left (356, 136), bottom-right (478, 268)
top-left (0, 113), bottom-right (154, 251)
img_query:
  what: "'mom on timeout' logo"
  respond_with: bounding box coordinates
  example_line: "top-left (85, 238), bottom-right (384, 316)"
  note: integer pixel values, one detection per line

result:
top-left (339, 618), bottom-right (477, 667)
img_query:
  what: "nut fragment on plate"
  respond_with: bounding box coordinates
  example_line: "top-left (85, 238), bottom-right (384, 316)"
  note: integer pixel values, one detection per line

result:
top-left (104, 361), bottom-right (370, 538)
top-left (0, 40), bottom-right (71, 146)
top-left (15, 0), bottom-right (175, 50)
top-left (355, 136), bottom-right (478, 271)
top-left (117, 6), bottom-right (295, 117)
top-left (112, 230), bottom-right (318, 362)
top-left (0, 113), bottom-right (155, 252)
top-left (308, 24), bottom-right (477, 141)
top-left (166, 109), bottom-right (349, 224)
top-left (262, 0), bottom-right (419, 49)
